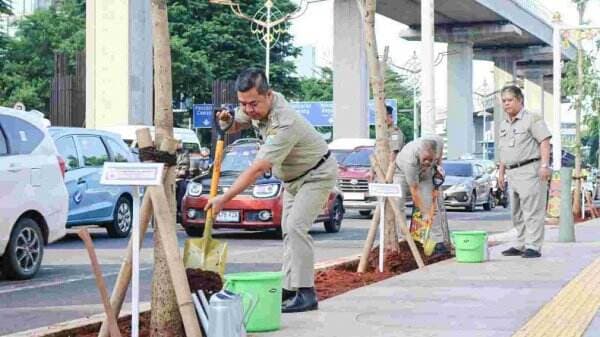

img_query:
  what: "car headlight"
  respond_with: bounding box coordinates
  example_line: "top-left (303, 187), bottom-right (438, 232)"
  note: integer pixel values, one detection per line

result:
top-left (449, 183), bottom-right (469, 192)
top-left (253, 183), bottom-right (280, 198)
top-left (187, 182), bottom-right (203, 196)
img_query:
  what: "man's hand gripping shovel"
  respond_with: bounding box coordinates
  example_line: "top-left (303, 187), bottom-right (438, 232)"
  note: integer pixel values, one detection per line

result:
top-left (410, 166), bottom-right (445, 256)
top-left (183, 106), bottom-right (234, 276)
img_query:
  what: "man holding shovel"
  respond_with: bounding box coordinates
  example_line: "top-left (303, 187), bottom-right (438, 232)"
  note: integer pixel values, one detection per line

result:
top-left (206, 68), bottom-right (337, 313)
top-left (395, 135), bottom-right (449, 255)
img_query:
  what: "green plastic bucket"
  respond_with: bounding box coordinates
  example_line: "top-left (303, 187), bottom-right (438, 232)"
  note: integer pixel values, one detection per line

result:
top-left (452, 231), bottom-right (487, 263)
top-left (224, 271), bottom-right (283, 332)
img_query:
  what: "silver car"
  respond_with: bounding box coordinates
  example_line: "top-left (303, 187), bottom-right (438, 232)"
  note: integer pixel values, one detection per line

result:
top-left (441, 161), bottom-right (495, 212)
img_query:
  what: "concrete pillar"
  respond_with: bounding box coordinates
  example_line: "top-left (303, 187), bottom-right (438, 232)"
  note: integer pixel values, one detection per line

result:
top-left (446, 42), bottom-right (474, 159)
top-left (523, 70), bottom-right (544, 116)
top-left (86, 0), bottom-right (153, 128)
top-left (420, 0), bottom-right (436, 136)
top-left (492, 56), bottom-right (516, 160)
top-left (332, 0), bottom-right (368, 139)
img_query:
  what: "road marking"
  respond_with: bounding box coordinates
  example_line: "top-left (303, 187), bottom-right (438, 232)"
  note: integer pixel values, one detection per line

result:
top-left (512, 257), bottom-right (600, 337)
top-left (0, 267), bottom-right (153, 295)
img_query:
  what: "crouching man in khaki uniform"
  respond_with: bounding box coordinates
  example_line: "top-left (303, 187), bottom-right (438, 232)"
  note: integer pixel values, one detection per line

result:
top-left (395, 135), bottom-right (448, 254)
top-left (206, 68), bottom-right (336, 313)
top-left (498, 85), bottom-right (551, 258)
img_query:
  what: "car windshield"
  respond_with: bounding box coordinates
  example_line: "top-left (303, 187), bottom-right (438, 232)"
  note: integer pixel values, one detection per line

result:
top-left (331, 150), bottom-right (352, 164)
top-left (220, 147), bottom-right (258, 173)
top-left (443, 162), bottom-right (473, 177)
top-left (341, 147), bottom-right (373, 167)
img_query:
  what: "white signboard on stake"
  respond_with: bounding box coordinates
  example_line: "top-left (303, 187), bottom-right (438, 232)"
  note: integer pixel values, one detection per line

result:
top-left (368, 183), bottom-right (403, 197)
top-left (101, 162), bottom-right (164, 337)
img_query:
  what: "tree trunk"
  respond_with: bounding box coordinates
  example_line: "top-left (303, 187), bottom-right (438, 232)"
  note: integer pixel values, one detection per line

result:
top-left (150, 1), bottom-right (184, 336)
top-left (573, 1), bottom-right (586, 218)
top-left (361, 0), bottom-right (399, 252)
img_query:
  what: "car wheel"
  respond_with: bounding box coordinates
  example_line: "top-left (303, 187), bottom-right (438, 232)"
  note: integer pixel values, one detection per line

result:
top-left (184, 226), bottom-right (204, 237)
top-left (1, 218), bottom-right (44, 280)
top-left (466, 191), bottom-right (477, 212)
top-left (483, 191), bottom-right (494, 211)
top-left (358, 210), bottom-right (372, 217)
top-left (324, 198), bottom-right (344, 233)
top-left (107, 196), bottom-right (133, 238)
top-left (273, 227), bottom-right (283, 239)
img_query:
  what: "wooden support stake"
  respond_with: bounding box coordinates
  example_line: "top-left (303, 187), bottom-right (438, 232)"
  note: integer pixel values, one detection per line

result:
top-left (357, 158), bottom-right (398, 273)
top-left (78, 229), bottom-right (122, 337)
top-left (149, 186), bottom-right (202, 337)
top-left (371, 158), bottom-right (425, 269)
top-left (99, 128), bottom-right (160, 337)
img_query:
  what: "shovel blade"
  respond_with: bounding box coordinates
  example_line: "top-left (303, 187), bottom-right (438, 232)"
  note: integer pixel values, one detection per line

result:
top-left (183, 238), bottom-right (228, 276)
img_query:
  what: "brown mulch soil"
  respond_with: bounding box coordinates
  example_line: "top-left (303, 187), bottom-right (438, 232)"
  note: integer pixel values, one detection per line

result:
top-left (55, 242), bottom-right (453, 336)
top-left (315, 240), bottom-right (453, 301)
top-left (574, 207), bottom-right (600, 224)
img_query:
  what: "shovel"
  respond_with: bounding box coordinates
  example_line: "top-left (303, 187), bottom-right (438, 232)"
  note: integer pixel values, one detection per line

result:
top-left (184, 106), bottom-right (235, 276)
top-left (410, 167), bottom-right (445, 256)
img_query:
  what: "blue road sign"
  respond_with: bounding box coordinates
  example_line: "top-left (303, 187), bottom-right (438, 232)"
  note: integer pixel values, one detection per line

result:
top-left (193, 104), bottom-right (214, 128)
top-left (290, 99), bottom-right (397, 127)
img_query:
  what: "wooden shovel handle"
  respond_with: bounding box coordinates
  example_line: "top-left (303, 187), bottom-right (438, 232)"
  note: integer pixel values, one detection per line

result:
top-left (77, 229), bottom-right (122, 337)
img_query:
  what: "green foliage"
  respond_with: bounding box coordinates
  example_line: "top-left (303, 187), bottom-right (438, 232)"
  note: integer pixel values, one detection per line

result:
top-left (382, 67), bottom-right (416, 142)
top-left (167, 0), bottom-right (301, 103)
top-left (0, 0), bottom-right (11, 15)
top-left (0, 0), bottom-right (85, 110)
top-left (296, 67), bottom-right (333, 101)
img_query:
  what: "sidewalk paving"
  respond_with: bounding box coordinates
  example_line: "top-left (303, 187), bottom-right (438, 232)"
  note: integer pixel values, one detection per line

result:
top-left (261, 219), bottom-right (600, 337)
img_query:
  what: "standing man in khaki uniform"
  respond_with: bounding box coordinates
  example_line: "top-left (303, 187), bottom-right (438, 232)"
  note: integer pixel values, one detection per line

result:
top-left (395, 135), bottom-right (448, 254)
top-left (387, 105), bottom-right (405, 159)
top-left (206, 68), bottom-right (336, 313)
top-left (498, 85), bottom-right (551, 258)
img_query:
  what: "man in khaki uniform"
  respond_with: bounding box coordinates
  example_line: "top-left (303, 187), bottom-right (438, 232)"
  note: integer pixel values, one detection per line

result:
top-left (395, 135), bottom-right (448, 253)
top-left (498, 85), bottom-right (551, 258)
top-left (387, 105), bottom-right (405, 158)
top-left (207, 68), bottom-right (336, 313)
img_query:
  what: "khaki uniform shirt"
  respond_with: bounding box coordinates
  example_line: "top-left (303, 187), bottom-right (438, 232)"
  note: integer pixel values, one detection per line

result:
top-left (234, 92), bottom-right (329, 182)
top-left (389, 126), bottom-right (405, 153)
top-left (498, 109), bottom-right (551, 167)
top-left (395, 135), bottom-right (444, 186)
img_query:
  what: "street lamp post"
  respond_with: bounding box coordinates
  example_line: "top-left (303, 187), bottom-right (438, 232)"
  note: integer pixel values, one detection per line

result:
top-left (475, 80), bottom-right (495, 160)
top-left (388, 50), bottom-right (455, 140)
top-left (209, 0), bottom-right (325, 81)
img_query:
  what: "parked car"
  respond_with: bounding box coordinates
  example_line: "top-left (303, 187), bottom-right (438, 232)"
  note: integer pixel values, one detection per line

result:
top-left (49, 128), bottom-right (137, 238)
top-left (98, 125), bottom-right (202, 153)
top-left (182, 141), bottom-right (345, 236)
top-left (465, 159), bottom-right (509, 208)
top-left (0, 107), bottom-right (68, 279)
top-left (336, 145), bottom-right (377, 216)
top-left (441, 160), bottom-right (495, 211)
top-left (329, 138), bottom-right (375, 165)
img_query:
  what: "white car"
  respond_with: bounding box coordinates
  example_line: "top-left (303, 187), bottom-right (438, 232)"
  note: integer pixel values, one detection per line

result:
top-left (0, 107), bottom-right (68, 280)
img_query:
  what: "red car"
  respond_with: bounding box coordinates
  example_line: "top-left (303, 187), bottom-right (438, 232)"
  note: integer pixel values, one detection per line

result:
top-left (336, 146), bottom-right (377, 216)
top-left (181, 140), bottom-right (345, 237)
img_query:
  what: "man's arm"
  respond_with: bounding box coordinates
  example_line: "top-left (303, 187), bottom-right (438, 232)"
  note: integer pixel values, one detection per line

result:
top-left (216, 109), bottom-right (252, 134)
top-left (410, 184), bottom-right (425, 212)
top-left (539, 138), bottom-right (551, 181)
top-left (498, 162), bottom-right (506, 191)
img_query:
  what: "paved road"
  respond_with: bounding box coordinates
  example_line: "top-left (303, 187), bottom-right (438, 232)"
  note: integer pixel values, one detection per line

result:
top-left (0, 207), bottom-right (511, 335)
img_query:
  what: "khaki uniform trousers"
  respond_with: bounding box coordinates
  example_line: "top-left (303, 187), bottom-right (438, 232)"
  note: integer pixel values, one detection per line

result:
top-left (506, 161), bottom-right (547, 251)
top-left (394, 169), bottom-right (445, 243)
top-left (281, 157), bottom-right (336, 289)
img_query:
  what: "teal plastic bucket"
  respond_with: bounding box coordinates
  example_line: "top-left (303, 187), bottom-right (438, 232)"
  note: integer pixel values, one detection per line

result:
top-left (224, 271), bottom-right (283, 332)
top-left (452, 231), bottom-right (487, 263)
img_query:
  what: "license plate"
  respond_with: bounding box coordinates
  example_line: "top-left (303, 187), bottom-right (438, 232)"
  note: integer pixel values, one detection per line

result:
top-left (344, 192), bottom-right (365, 201)
top-left (216, 210), bottom-right (240, 222)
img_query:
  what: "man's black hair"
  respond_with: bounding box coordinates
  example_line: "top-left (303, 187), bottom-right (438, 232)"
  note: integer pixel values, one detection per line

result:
top-left (501, 85), bottom-right (524, 102)
top-left (386, 105), bottom-right (393, 115)
top-left (235, 68), bottom-right (270, 95)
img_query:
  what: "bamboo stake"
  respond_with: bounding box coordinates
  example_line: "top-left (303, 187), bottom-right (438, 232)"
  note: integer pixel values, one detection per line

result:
top-left (371, 158), bottom-right (425, 269)
top-left (149, 186), bottom-right (202, 337)
top-left (78, 229), bottom-right (123, 337)
top-left (99, 128), bottom-right (160, 337)
top-left (357, 159), bottom-right (398, 273)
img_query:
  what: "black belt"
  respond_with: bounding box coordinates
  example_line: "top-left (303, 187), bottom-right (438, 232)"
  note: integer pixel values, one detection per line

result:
top-left (505, 158), bottom-right (540, 170)
top-left (284, 151), bottom-right (331, 183)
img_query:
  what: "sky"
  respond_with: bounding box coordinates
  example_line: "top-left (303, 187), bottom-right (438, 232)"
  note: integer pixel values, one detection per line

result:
top-left (288, 0), bottom-right (600, 121)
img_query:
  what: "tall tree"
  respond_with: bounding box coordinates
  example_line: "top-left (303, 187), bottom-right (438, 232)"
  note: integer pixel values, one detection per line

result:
top-left (0, 0), bottom-right (85, 110)
top-left (166, 0), bottom-right (301, 104)
top-left (296, 67), bottom-right (333, 101)
top-left (0, 0), bottom-right (10, 14)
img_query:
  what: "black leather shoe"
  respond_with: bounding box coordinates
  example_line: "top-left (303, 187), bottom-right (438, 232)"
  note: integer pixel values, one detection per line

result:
top-left (282, 288), bottom-right (296, 302)
top-left (281, 287), bottom-right (318, 313)
top-left (502, 247), bottom-right (523, 256)
top-left (521, 249), bottom-right (541, 258)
